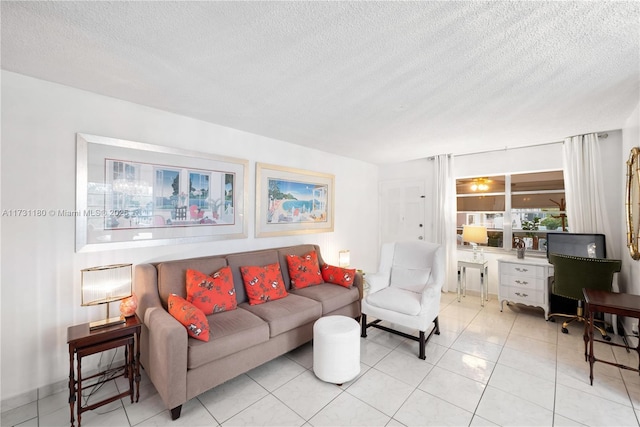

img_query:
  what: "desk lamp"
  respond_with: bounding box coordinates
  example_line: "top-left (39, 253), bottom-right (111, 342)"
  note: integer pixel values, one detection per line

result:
top-left (339, 250), bottom-right (351, 267)
top-left (462, 225), bottom-right (488, 261)
top-left (81, 263), bottom-right (132, 330)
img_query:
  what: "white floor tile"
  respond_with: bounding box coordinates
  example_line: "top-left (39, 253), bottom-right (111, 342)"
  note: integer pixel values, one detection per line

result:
top-left (555, 383), bottom-right (639, 426)
top-left (451, 333), bottom-right (504, 362)
top-left (488, 364), bottom-right (555, 410)
top-left (419, 366), bottom-right (486, 413)
top-left (476, 386), bottom-right (553, 426)
top-left (246, 355), bottom-right (306, 392)
top-left (394, 389), bottom-right (474, 426)
top-left (272, 370), bottom-right (342, 420)
top-left (436, 348), bottom-right (496, 384)
top-left (197, 374), bottom-right (269, 423)
top-left (18, 295), bottom-right (640, 427)
top-left (345, 368), bottom-right (415, 417)
top-left (222, 394), bottom-right (304, 427)
top-left (308, 392), bottom-right (390, 427)
top-left (374, 349), bottom-right (434, 387)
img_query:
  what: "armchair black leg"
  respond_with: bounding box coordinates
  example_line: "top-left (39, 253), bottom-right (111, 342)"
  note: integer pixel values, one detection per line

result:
top-left (434, 316), bottom-right (440, 335)
top-left (361, 314), bottom-right (368, 338)
top-left (419, 331), bottom-right (426, 360)
top-left (170, 405), bottom-right (182, 420)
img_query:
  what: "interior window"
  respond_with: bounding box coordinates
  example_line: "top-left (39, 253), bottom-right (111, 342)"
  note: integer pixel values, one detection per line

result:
top-left (456, 171), bottom-right (567, 252)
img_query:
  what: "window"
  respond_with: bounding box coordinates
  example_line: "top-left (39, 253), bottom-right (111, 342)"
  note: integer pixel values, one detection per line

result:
top-left (456, 171), bottom-right (567, 253)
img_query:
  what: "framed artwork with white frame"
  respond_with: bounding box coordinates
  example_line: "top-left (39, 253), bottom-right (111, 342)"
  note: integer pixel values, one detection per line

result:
top-left (255, 162), bottom-right (334, 237)
top-left (76, 133), bottom-right (248, 252)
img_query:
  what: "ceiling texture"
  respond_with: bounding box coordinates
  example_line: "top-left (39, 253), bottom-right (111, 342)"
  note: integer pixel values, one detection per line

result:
top-left (2, 1), bottom-right (639, 164)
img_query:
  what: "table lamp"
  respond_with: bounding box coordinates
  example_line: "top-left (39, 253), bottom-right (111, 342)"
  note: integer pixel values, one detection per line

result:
top-left (462, 225), bottom-right (488, 261)
top-left (339, 250), bottom-right (351, 267)
top-left (81, 263), bottom-right (132, 330)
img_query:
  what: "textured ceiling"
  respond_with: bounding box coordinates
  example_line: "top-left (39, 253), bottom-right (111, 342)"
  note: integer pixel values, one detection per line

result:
top-left (2, 1), bottom-right (639, 164)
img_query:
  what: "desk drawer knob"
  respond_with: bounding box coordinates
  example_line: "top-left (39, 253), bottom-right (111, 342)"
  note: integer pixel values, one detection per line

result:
top-left (515, 268), bottom-right (529, 272)
top-left (515, 292), bottom-right (529, 298)
top-left (515, 280), bottom-right (529, 285)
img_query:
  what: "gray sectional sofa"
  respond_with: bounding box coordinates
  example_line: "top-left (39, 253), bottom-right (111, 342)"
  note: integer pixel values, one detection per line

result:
top-left (134, 244), bottom-right (363, 420)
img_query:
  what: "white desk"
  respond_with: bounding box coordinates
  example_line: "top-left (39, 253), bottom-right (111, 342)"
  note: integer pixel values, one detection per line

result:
top-left (498, 257), bottom-right (553, 319)
top-left (457, 259), bottom-right (489, 307)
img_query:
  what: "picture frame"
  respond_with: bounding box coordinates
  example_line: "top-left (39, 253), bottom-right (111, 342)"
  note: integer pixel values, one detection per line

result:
top-left (255, 163), bottom-right (334, 237)
top-left (76, 133), bottom-right (248, 252)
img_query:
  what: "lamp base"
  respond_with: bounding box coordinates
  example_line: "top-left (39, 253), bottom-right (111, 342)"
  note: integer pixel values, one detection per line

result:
top-left (89, 315), bottom-right (125, 331)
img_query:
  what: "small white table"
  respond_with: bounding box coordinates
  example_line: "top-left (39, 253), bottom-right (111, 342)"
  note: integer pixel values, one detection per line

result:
top-left (458, 259), bottom-right (489, 306)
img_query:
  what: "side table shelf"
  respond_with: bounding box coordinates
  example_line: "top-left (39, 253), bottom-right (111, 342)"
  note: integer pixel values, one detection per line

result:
top-left (67, 315), bottom-right (141, 427)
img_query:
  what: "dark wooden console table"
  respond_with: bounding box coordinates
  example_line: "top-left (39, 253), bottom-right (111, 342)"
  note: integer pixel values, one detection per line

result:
top-left (67, 315), bottom-right (141, 427)
top-left (583, 289), bottom-right (640, 385)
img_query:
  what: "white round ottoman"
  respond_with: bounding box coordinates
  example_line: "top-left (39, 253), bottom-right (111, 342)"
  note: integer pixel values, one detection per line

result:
top-left (313, 315), bottom-right (360, 384)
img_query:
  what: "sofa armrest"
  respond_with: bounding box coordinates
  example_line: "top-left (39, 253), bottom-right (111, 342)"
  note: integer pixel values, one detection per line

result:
top-left (135, 263), bottom-right (164, 321)
top-left (143, 306), bottom-right (188, 411)
top-left (353, 271), bottom-right (364, 300)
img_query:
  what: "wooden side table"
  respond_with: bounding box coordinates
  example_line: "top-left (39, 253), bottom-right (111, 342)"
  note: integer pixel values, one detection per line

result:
top-left (457, 259), bottom-right (488, 306)
top-left (67, 315), bottom-right (141, 427)
top-left (583, 289), bottom-right (640, 385)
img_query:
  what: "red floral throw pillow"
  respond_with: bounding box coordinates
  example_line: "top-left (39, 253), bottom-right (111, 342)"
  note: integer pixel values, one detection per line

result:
top-left (186, 267), bottom-right (237, 315)
top-left (322, 264), bottom-right (356, 288)
top-left (240, 263), bottom-right (288, 305)
top-left (286, 251), bottom-right (323, 289)
top-left (167, 294), bottom-right (210, 342)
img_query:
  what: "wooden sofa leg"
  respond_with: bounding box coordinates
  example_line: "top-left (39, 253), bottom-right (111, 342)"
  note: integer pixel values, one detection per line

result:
top-left (434, 316), bottom-right (441, 335)
top-left (361, 314), bottom-right (367, 338)
top-left (170, 405), bottom-right (182, 420)
top-left (419, 331), bottom-right (426, 360)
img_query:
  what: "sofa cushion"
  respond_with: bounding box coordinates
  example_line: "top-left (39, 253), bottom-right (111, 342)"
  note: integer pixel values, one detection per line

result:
top-left (239, 294), bottom-right (322, 337)
top-left (168, 294), bottom-right (210, 341)
top-left (240, 262), bottom-right (289, 305)
top-left (390, 267), bottom-right (432, 293)
top-left (286, 251), bottom-right (323, 289)
top-left (366, 287), bottom-right (422, 316)
top-left (321, 264), bottom-right (356, 288)
top-left (277, 244), bottom-right (322, 287)
top-left (291, 283), bottom-right (360, 315)
top-left (157, 256), bottom-right (228, 310)
top-left (227, 250), bottom-right (281, 303)
top-left (186, 307), bottom-right (270, 369)
top-left (186, 267), bottom-right (237, 315)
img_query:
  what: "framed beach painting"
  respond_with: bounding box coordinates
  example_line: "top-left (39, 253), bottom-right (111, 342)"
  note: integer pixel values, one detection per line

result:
top-left (76, 133), bottom-right (248, 252)
top-left (255, 163), bottom-right (334, 237)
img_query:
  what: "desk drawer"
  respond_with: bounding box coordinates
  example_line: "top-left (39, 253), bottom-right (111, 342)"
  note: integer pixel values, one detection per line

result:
top-left (507, 287), bottom-right (544, 305)
top-left (501, 274), bottom-right (545, 291)
top-left (501, 263), bottom-right (545, 278)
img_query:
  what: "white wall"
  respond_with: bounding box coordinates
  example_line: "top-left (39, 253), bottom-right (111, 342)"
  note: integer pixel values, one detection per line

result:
top-left (0, 71), bottom-right (380, 403)
top-left (621, 102), bottom-right (640, 333)
top-left (379, 133), bottom-right (625, 298)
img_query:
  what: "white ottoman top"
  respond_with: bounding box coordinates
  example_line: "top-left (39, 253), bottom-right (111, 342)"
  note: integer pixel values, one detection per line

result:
top-left (314, 315), bottom-right (359, 335)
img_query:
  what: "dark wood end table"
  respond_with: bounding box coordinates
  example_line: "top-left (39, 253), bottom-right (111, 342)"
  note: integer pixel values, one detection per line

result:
top-left (67, 315), bottom-right (141, 427)
top-left (583, 289), bottom-right (640, 385)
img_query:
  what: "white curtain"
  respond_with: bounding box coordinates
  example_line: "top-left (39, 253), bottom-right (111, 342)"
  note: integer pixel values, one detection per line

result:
top-left (432, 154), bottom-right (457, 293)
top-left (563, 133), bottom-right (619, 284)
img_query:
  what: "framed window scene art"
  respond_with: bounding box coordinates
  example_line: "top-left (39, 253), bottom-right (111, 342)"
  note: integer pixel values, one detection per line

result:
top-left (76, 133), bottom-right (248, 252)
top-left (255, 162), bottom-right (334, 237)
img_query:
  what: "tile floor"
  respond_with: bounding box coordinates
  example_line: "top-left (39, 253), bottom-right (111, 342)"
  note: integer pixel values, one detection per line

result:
top-left (3, 292), bottom-right (640, 426)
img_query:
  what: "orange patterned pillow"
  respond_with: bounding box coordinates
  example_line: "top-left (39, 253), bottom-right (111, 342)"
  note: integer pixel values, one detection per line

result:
top-left (321, 264), bottom-right (356, 288)
top-left (240, 263), bottom-right (288, 305)
top-left (286, 251), bottom-right (323, 289)
top-left (186, 267), bottom-right (237, 315)
top-left (167, 294), bottom-right (210, 342)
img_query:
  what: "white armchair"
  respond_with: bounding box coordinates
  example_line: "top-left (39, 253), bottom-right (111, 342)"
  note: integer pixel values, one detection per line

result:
top-left (361, 241), bottom-right (445, 359)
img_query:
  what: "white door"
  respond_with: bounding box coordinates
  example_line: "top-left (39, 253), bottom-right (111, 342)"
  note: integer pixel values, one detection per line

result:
top-left (379, 180), bottom-right (426, 243)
